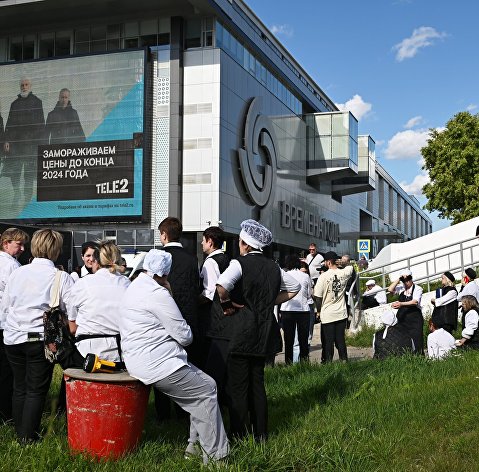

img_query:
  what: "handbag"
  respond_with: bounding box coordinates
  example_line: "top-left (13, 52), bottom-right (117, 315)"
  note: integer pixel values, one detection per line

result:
top-left (43, 270), bottom-right (74, 363)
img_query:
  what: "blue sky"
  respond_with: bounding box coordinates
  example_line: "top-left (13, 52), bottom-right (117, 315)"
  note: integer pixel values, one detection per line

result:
top-left (246, 0), bottom-right (478, 231)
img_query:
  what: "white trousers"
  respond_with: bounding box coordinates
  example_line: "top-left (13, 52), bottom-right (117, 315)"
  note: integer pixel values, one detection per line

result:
top-left (153, 363), bottom-right (229, 463)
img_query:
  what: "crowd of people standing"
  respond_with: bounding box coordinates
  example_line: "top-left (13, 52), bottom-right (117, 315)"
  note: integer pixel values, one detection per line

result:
top-left (0, 218), bottom-right (303, 463)
top-left (1, 217), bottom-right (477, 461)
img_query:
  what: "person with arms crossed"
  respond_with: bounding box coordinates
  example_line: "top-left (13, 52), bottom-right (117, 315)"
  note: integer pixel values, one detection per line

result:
top-left (215, 219), bottom-right (300, 441)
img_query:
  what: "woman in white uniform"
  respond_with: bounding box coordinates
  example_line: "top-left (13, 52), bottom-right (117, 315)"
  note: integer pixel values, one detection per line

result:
top-left (67, 241), bottom-right (130, 363)
top-left (1, 229), bottom-right (73, 442)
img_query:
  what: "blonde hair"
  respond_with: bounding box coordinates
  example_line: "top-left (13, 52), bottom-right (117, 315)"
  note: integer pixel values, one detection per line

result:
top-left (97, 240), bottom-right (122, 273)
top-left (442, 276), bottom-right (455, 288)
top-left (1, 227), bottom-right (29, 249)
top-left (31, 229), bottom-right (63, 261)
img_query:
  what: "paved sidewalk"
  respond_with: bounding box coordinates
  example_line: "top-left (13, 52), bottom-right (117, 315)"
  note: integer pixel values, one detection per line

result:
top-left (275, 323), bottom-right (373, 364)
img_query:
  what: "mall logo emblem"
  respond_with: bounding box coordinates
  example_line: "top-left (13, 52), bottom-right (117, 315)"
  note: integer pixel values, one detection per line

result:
top-left (238, 97), bottom-right (277, 208)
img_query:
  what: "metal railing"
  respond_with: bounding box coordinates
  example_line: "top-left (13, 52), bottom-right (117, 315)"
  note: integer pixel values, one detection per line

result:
top-left (347, 234), bottom-right (479, 330)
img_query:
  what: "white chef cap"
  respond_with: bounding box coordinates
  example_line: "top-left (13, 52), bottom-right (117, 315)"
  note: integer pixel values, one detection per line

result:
top-left (143, 249), bottom-right (172, 277)
top-left (239, 219), bottom-right (272, 250)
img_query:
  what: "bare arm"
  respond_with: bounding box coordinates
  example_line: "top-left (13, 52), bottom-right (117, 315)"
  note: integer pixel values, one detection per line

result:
top-left (69, 320), bottom-right (78, 335)
top-left (388, 278), bottom-right (400, 294)
top-left (216, 284), bottom-right (230, 302)
top-left (275, 290), bottom-right (298, 305)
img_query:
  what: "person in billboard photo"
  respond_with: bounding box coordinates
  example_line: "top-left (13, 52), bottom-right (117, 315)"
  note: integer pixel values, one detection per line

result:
top-left (0, 110), bottom-right (4, 153)
top-left (0, 109), bottom-right (4, 174)
top-left (3, 78), bottom-right (45, 203)
top-left (46, 88), bottom-right (85, 145)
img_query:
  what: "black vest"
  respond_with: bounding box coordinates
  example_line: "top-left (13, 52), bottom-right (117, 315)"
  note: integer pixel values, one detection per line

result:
top-left (221, 253), bottom-right (282, 356)
top-left (199, 251), bottom-right (230, 336)
top-left (373, 325), bottom-right (414, 360)
top-left (431, 286), bottom-right (458, 333)
top-left (163, 245), bottom-right (199, 331)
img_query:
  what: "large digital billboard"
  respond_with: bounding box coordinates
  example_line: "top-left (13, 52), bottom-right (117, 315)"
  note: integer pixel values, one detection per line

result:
top-left (0, 50), bottom-right (145, 221)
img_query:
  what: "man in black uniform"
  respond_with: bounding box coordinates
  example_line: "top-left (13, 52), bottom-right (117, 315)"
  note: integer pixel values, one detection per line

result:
top-left (156, 216), bottom-right (200, 421)
top-left (199, 226), bottom-right (230, 399)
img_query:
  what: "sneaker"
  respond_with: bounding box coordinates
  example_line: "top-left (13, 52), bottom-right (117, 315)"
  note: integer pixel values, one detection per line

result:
top-left (184, 442), bottom-right (201, 459)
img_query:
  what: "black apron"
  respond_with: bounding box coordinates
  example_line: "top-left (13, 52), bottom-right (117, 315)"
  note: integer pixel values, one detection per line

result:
top-left (431, 286), bottom-right (458, 333)
top-left (396, 285), bottom-right (424, 354)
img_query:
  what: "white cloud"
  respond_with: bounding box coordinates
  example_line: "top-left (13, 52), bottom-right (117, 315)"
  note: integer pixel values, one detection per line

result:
top-left (466, 104), bottom-right (477, 112)
top-left (335, 94), bottom-right (372, 120)
top-left (393, 26), bottom-right (447, 61)
top-left (400, 173), bottom-right (430, 197)
top-left (270, 24), bottom-right (293, 38)
top-left (404, 115), bottom-right (422, 129)
top-left (384, 129), bottom-right (430, 159)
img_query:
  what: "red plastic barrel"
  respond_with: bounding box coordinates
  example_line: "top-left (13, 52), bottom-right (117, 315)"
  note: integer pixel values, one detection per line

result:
top-left (64, 368), bottom-right (150, 459)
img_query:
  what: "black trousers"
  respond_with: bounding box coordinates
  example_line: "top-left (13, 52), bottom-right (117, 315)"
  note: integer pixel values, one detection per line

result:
top-left (321, 318), bottom-right (348, 363)
top-left (5, 341), bottom-right (54, 441)
top-left (226, 354), bottom-right (267, 439)
top-left (0, 330), bottom-right (14, 422)
top-left (281, 311), bottom-right (310, 364)
top-left (361, 296), bottom-right (380, 310)
top-left (204, 338), bottom-right (230, 407)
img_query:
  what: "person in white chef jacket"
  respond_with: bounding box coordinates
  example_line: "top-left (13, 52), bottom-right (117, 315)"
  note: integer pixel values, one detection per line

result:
top-left (67, 240), bottom-right (130, 362)
top-left (119, 249), bottom-right (229, 464)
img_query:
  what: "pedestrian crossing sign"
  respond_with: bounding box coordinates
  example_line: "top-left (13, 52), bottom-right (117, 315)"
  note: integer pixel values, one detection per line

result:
top-left (357, 239), bottom-right (370, 253)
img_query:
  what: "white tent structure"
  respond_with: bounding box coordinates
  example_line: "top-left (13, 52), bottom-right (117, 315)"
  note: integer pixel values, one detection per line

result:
top-left (366, 216), bottom-right (479, 283)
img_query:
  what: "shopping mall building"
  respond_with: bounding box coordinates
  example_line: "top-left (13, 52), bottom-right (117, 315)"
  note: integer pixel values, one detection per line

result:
top-left (0, 0), bottom-right (431, 266)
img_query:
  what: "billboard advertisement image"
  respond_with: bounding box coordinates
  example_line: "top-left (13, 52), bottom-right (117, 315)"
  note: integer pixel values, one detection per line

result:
top-left (0, 49), bottom-right (145, 221)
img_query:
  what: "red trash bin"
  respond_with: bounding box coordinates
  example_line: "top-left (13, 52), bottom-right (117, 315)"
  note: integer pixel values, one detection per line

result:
top-left (64, 368), bottom-right (150, 460)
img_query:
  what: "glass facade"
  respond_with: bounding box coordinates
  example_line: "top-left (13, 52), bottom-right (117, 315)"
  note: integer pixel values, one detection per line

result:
top-left (215, 21), bottom-right (302, 115)
top-left (306, 112), bottom-right (358, 171)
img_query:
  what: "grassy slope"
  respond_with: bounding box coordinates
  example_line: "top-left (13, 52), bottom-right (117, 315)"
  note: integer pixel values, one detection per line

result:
top-left (1, 352), bottom-right (478, 471)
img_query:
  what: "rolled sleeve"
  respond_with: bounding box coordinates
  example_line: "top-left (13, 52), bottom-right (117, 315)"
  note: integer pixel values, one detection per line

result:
top-left (216, 259), bottom-right (242, 293)
top-left (462, 310), bottom-right (479, 339)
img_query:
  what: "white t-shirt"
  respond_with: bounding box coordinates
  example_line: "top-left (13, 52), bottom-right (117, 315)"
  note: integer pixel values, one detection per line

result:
top-left (313, 265), bottom-right (353, 324)
top-left (306, 252), bottom-right (324, 280)
top-left (67, 268), bottom-right (130, 361)
top-left (280, 269), bottom-right (312, 312)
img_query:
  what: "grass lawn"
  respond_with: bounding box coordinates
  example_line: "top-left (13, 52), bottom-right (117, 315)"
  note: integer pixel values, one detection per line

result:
top-left (1, 351), bottom-right (478, 471)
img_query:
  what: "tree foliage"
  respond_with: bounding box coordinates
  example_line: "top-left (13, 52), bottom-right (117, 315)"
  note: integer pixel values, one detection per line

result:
top-left (422, 111), bottom-right (479, 224)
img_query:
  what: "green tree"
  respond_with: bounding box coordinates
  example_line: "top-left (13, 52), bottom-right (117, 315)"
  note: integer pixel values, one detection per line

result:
top-left (422, 111), bottom-right (479, 224)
